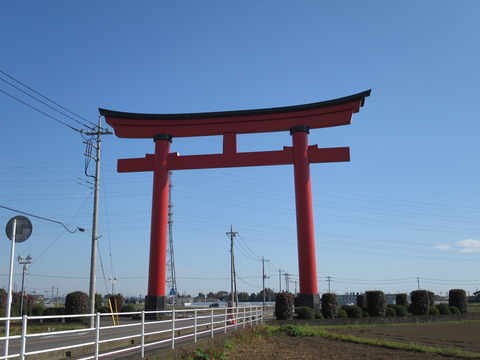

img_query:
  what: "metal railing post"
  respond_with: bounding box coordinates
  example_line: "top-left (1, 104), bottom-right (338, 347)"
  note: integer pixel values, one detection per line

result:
top-left (171, 308), bottom-right (175, 349)
top-left (20, 314), bottom-right (28, 360)
top-left (194, 309), bottom-right (197, 343)
top-left (141, 311), bottom-right (145, 358)
top-left (241, 307), bottom-right (244, 329)
top-left (210, 307), bottom-right (214, 338)
top-left (95, 313), bottom-right (101, 359)
top-left (224, 306), bottom-right (227, 333)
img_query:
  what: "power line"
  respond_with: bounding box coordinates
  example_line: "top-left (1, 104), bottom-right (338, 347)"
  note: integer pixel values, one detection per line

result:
top-left (0, 76), bottom-right (95, 131)
top-left (0, 204), bottom-right (85, 233)
top-left (0, 88), bottom-right (82, 132)
top-left (0, 69), bottom-right (104, 130)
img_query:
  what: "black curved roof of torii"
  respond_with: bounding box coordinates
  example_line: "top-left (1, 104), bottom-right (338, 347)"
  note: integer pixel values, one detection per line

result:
top-left (99, 90), bottom-right (371, 120)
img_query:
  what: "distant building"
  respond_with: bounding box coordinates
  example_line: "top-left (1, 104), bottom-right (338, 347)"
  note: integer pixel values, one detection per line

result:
top-left (335, 293), bottom-right (403, 306)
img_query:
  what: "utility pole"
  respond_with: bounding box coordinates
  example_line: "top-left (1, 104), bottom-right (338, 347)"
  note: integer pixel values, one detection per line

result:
top-left (261, 256), bottom-right (269, 309)
top-left (226, 226), bottom-right (239, 306)
top-left (326, 276), bottom-right (332, 293)
top-left (417, 277), bottom-right (420, 290)
top-left (84, 117), bottom-right (112, 327)
top-left (278, 268), bottom-right (283, 292)
top-left (284, 273), bottom-right (291, 292)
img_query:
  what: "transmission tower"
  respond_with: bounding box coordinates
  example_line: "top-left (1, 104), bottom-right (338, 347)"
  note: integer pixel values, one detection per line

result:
top-left (166, 171), bottom-right (178, 306)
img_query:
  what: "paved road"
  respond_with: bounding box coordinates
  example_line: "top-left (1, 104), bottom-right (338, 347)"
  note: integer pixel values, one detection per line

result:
top-left (1, 311), bottom-right (268, 359)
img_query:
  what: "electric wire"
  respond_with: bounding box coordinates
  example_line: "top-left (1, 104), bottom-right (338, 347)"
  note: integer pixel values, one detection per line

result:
top-left (0, 76), bottom-right (95, 131)
top-left (31, 193), bottom-right (92, 265)
top-left (0, 204), bottom-right (85, 233)
top-left (236, 275), bottom-right (262, 289)
top-left (236, 234), bottom-right (262, 261)
top-left (0, 69), bottom-right (104, 130)
top-left (0, 88), bottom-right (82, 132)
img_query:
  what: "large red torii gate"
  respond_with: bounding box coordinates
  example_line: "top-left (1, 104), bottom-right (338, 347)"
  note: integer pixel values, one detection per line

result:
top-left (100, 90), bottom-right (370, 311)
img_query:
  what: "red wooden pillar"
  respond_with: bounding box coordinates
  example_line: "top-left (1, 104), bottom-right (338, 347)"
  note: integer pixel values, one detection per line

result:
top-left (290, 126), bottom-right (320, 308)
top-left (145, 134), bottom-right (171, 312)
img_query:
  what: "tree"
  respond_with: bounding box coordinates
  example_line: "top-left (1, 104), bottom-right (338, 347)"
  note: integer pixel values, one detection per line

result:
top-left (238, 292), bottom-right (250, 302)
top-left (469, 290), bottom-right (480, 303)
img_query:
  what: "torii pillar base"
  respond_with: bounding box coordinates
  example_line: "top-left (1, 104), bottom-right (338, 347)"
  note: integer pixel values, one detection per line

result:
top-left (145, 295), bottom-right (167, 317)
top-left (295, 293), bottom-right (321, 313)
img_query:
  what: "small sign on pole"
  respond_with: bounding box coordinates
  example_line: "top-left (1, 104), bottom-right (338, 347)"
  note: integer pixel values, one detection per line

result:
top-left (4, 215), bottom-right (32, 357)
top-left (6, 215), bottom-right (32, 242)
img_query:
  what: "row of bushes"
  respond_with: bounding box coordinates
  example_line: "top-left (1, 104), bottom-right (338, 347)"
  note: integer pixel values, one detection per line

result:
top-left (297, 303), bottom-right (463, 320)
top-left (274, 289), bottom-right (468, 320)
top-left (0, 290), bottom-right (128, 318)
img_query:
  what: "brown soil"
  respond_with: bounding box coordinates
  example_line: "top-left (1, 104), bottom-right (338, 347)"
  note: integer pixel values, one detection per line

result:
top-left (227, 321), bottom-right (480, 360)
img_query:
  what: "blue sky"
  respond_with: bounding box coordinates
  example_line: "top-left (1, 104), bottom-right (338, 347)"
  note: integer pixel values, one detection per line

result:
top-left (1, 1), bottom-right (479, 300)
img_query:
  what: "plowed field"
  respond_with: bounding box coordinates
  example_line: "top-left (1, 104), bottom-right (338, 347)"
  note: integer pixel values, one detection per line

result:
top-left (228, 321), bottom-right (480, 360)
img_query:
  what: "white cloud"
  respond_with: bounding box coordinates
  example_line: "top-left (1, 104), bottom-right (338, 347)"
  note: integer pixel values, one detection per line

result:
top-left (435, 244), bottom-right (452, 251)
top-left (457, 239), bottom-right (480, 254)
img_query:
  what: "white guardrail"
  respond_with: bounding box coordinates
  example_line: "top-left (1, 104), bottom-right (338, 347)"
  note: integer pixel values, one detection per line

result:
top-left (0, 306), bottom-right (263, 360)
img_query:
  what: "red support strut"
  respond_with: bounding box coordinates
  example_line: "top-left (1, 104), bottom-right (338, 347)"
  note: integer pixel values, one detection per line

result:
top-left (145, 134), bottom-right (171, 311)
top-left (290, 126), bottom-right (318, 295)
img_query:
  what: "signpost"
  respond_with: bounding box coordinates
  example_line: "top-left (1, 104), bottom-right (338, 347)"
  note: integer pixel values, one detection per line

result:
top-left (4, 216), bottom-right (32, 357)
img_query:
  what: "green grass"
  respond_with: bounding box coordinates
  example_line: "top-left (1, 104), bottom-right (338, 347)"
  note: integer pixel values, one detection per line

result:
top-left (469, 303), bottom-right (480, 314)
top-left (316, 319), bottom-right (479, 330)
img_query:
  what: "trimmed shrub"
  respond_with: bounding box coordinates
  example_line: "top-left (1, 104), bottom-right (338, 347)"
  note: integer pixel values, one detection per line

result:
top-left (366, 291), bottom-right (386, 317)
top-left (297, 306), bottom-right (315, 320)
top-left (0, 288), bottom-right (6, 310)
top-left (121, 304), bottom-right (135, 313)
top-left (95, 293), bottom-right (103, 312)
top-left (275, 292), bottom-right (294, 320)
top-left (427, 291), bottom-right (435, 307)
top-left (394, 305), bottom-right (408, 316)
top-left (385, 307), bottom-right (396, 316)
top-left (356, 294), bottom-right (367, 309)
top-left (321, 293), bottom-right (337, 319)
top-left (436, 303), bottom-right (451, 315)
top-left (396, 293), bottom-right (408, 307)
top-left (362, 309), bottom-right (369, 317)
top-left (315, 312), bottom-right (324, 319)
top-left (450, 306), bottom-right (461, 315)
top-left (98, 306), bottom-right (111, 313)
top-left (410, 290), bottom-right (430, 315)
top-left (428, 306), bottom-right (440, 315)
top-left (342, 305), bottom-right (362, 319)
top-left (65, 291), bottom-right (88, 321)
top-left (32, 305), bottom-right (44, 316)
top-left (336, 308), bottom-right (347, 318)
top-left (42, 307), bottom-right (65, 322)
top-left (449, 289), bottom-right (468, 314)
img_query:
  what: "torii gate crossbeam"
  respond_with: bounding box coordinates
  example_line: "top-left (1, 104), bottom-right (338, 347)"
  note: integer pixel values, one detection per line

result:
top-left (100, 89), bottom-right (370, 312)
